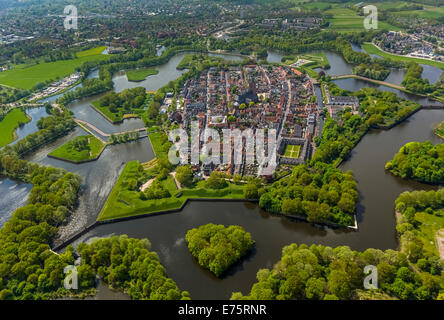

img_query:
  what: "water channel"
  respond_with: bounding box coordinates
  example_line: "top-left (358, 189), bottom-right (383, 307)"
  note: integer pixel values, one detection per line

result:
top-left (1, 48), bottom-right (443, 299)
top-left (70, 107), bottom-right (443, 300)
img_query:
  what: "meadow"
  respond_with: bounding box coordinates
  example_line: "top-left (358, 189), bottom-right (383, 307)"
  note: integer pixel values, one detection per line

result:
top-left (325, 7), bottom-right (401, 33)
top-left (0, 46), bottom-right (109, 90)
top-left (0, 108), bottom-right (30, 147)
top-left (362, 43), bottom-right (444, 70)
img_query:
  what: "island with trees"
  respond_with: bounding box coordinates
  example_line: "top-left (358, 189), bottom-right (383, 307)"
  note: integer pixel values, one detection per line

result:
top-left (48, 135), bottom-right (106, 163)
top-left (91, 87), bottom-right (152, 123)
top-left (259, 163), bottom-right (358, 227)
top-left (385, 141), bottom-right (444, 184)
top-left (185, 224), bottom-right (254, 277)
top-left (126, 68), bottom-right (159, 82)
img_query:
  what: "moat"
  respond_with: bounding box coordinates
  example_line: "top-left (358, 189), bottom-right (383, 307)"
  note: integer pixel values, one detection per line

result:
top-left (1, 50), bottom-right (443, 300)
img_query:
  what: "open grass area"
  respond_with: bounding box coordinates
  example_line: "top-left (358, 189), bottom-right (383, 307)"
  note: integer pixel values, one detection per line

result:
top-left (98, 160), bottom-right (246, 221)
top-left (284, 144), bottom-right (301, 159)
top-left (0, 108), bottom-right (30, 147)
top-left (435, 121), bottom-right (444, 139)
top-left (126, 68), bottom-right (159, 81)
top-left (148, 131), bottom-right (170, 159)
top-left (48, 134), bottom-right (106, 162)
top-left (325, 7), bottom-right (401, 33)
top-left (0, 46), bottom-right (109, 90)
top-left (362, 43), bottom-right (444, 70)
top-left (414, 210), bottom-right (444, 257)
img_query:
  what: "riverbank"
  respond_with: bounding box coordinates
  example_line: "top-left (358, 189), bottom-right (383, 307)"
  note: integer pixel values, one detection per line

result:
top-left (362, 43), bottom-right (444, 70)
top-left (0, 108), bottom-right (31, 147)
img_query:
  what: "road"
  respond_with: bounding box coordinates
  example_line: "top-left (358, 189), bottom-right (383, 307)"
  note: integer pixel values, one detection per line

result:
top-left (331, 74), bottom-right (405, 91)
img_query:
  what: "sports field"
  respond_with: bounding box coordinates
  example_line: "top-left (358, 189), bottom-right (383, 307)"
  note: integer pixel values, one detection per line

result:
top-left (284, 145), bottom-right (301, 159)
top-left (0, 46), bottom-right (109, 90)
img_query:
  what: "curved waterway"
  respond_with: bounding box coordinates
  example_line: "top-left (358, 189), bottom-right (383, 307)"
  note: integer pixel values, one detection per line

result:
top-left (9, 106), bottom-right (50, 146)
top-left (24, 126), bottom-right (156, 239)
top-left (1, 49), bottom-right (443, 299)
top-left (66, 109), bottom-right (444, 300)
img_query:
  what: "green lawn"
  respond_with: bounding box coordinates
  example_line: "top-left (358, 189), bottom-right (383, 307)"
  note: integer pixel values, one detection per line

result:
top-left (0, 108), bottom-right (30, 147)
top-left (126, 68), bottom-right (159, 81)
top-left (284, 145), bottom-right (301, 159)
top-left (0, 46), bottom-right (109, 90)
top-left (149, 131), bottom-right (170, 159)
top-left (362, 43), bottom-right (444, 70)
top-left (325, 7), bottom-right (401, 33)
top-left (48, 135), bottom-right (106, 162)
top-left (98, 160), bottom-right (246, 221)
top-left (414, 210), bottom-right (444, 257)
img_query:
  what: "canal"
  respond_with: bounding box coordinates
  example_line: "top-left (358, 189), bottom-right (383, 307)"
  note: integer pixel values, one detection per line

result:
top-left (1, 49), bottom-right (443, 299)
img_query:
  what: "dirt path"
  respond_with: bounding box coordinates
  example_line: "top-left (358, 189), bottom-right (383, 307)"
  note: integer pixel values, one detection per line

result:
top-left (170, 172), bottom-right (182, 190)
top-left (140, 178), bottom-right (154, 192)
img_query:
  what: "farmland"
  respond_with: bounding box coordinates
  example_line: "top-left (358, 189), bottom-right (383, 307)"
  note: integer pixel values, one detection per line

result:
top-left (0, 46), bottom-right (109, 90)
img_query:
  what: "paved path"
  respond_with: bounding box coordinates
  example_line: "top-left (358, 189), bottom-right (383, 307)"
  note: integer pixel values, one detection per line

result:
top-left (331, 74), bottom-right (405, 90)
top-left (74, 119), bottom-right (146, 137)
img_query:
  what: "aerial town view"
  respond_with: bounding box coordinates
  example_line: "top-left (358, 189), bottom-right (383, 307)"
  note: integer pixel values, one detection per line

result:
top-left (0, 0), bottom-right (443, 311)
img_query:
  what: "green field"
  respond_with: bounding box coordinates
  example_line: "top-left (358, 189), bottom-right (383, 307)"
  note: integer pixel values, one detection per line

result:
top-left (0, 108), bottom-right (30, 147)
top-left (325, 7), bottom-right (401, 33)
top-left (362, 43), bottom-right (444, 70)
top-left (284, 144), bottom-right (301, 159)
top-left (126, 68), bottom-right (159, 81)
top-left (0, 46), bottom-right (109, 90)
top-left (48, 134), bottom-right (106, 162)
top-left (98, 160), bottom-right (245, 221)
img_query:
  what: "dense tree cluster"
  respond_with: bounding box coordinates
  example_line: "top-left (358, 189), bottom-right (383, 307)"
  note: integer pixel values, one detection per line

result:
top-left (109, 131), bottom-right (140, 145)
top-left (386, 141), bottom-right (444, 184)
top-left (186, 224), bottom-right (254, 277)
top-left (313, 86), bottom-right (419, 165)
top-left (352, 62), bottom-right (390, 81)
top-left (231, 240), bottom-right (443, 300)
top-left (0, 151), bottom-right (82, 299)
top-left (259, 163), bottom-right (358, 226)
top-left (206, 171), bottom-right (228, 190)
top-left (77, 235), bottom-right (190, 300)
top-left (175, 165), bottom-right (194, 187)
top-left (99, 87), bottom-right (146, 115)
top-left (402, 63), bottom-right (435, 94)
top-left (0, 115), bottom-right (77, 158)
